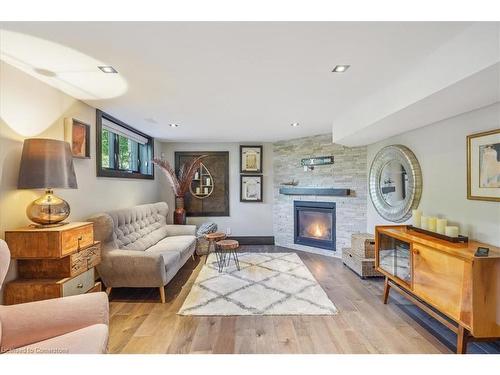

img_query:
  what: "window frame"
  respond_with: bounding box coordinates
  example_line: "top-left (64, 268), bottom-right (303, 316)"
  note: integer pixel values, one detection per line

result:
top-left (96, 109), bottom-right (155, 180)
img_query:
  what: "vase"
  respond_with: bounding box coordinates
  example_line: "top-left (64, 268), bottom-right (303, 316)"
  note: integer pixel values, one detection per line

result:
top-left (174, 196), bottom-right (186, 225)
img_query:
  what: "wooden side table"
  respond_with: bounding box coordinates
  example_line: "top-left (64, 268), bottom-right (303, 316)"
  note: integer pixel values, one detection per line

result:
top-left (4, 222), bottom-right (102, 305)
top-left (204, 232), bottom-right (226, 264)
top-left (215, 239), bottom-right (240, 272)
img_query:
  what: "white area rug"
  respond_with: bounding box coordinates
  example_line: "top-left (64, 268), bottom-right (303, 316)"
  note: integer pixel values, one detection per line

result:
top-left (178, 252), bottom-right (338, 316)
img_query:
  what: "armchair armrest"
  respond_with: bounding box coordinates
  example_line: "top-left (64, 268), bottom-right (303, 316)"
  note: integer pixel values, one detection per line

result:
top-left (0, 292), bottom-right (108, 352)
top-left (98, 248), bottom-right (167, 287)
top-left (166, 224), bottom-right (196, 237)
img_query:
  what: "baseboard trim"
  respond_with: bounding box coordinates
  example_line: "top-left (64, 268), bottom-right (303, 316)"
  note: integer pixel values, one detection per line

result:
top-left (227, 236), bottom-right (275, 245)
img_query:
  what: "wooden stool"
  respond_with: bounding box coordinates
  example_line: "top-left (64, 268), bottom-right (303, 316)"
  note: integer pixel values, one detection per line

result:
top-left (215, 239), bottom-right (240, 272)
top-left (204, 232), bottom-right (226, 264)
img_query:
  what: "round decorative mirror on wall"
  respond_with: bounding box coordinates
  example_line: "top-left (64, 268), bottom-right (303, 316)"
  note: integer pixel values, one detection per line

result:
top-left (369, 145), bottom-right (422, 222)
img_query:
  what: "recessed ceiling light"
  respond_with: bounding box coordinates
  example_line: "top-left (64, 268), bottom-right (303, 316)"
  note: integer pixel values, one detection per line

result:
top-left (332, 65), bottom-right (350, 73)
top-left (169, 123), bottom-right (180, 128)
top-left (98, 66), bottom-right (118, 73)
top-left (291, 122), bottom-right (299, 127)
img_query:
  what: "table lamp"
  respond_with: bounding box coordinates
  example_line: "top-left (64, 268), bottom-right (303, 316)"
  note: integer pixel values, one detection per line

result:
top-left (17, 138), bottom-right (78, 227)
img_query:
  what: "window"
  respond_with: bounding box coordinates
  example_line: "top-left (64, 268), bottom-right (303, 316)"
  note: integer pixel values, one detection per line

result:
top-left (96, 110), bottom-right (154, 179)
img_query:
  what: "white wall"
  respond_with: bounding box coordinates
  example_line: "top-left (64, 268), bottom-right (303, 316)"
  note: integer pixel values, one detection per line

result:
top-left (367, 103), bottom-right (500, 246)
top-left (159, 142), bottom-right (274, 236)
top-left (0, 62), bottom-right (161, 298)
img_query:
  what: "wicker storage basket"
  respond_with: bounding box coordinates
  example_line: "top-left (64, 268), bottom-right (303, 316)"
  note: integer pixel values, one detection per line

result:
top-left (351, 233), bottom-right (376, 258)
top-left (342, 247), bottom-right (383, 278)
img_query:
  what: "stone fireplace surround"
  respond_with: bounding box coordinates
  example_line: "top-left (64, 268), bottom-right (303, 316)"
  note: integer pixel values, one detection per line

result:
top-left (273, 134), bottom-right (367, 258)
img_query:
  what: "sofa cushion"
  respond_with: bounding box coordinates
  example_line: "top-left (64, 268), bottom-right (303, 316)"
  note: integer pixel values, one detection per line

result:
top-left (107, 202), bottom-right (168, 251)
top-left (147, 235), bottom-right (196, 260)
top-left (7, 324), bottom-right (108, 354)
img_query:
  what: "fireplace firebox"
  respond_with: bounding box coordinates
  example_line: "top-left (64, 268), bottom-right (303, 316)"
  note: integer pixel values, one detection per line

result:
top-left (294, 201), bottom-right (336, 251)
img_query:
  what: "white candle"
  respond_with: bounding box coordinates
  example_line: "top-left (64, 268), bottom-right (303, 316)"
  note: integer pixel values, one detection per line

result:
top-left (420, 216), bottom-right (429, 230)
top-left (436, 219), bottom-right (447, 234)
top-left (204, 187), bottom-right (209, 194)
top-left (428, 217), bottom-right (437, 232)
top-left (194, 171), bottom-right (199, 179)
top-left (412, 209), bottom-right (422, 227)
top-left (206, 177), bottom-right (211, 185)
top-left (445, 226), bottom-right (459, 238)
top-left (195, 187), bottom-right (201, 195)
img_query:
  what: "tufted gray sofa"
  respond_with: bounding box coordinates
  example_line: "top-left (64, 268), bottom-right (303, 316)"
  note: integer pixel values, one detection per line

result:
top-left (87, 202), bottom-right (196, 303)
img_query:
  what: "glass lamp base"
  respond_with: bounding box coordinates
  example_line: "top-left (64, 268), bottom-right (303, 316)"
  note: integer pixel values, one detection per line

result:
top-left (27, 189), bottom-right (70, 226)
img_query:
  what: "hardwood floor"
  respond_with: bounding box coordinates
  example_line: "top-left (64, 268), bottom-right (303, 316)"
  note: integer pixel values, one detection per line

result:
top-left (107, 245), bottom-right (462, 354)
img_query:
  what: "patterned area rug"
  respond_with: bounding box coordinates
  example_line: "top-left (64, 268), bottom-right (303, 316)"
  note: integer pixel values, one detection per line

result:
top-left (178, 252), bottom-right (338, 316)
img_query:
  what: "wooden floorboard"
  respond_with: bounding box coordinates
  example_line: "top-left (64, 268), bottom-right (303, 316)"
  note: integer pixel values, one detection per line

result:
top-left (107, 245), bottom-right (498, 354)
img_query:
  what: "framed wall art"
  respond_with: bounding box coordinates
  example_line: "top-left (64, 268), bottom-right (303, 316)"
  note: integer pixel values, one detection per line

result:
top-left (241, 175), bottom-right (263, 202)
top-left (64, 118), bottom-right (90, 158)
top-left (240, 145), bottom-right (263, 173)
top-left (467, 128), bottom-right (500, 201)
top-left (175, 151), bottom-right (230, 216)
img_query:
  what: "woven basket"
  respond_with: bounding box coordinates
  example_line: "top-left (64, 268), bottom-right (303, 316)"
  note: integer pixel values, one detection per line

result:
top-left (342, 247), bottom-right (383, 278)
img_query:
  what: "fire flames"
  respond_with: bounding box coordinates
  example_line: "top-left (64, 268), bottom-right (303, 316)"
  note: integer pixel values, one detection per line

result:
top-left (305, 221), bottom-right (330, 239)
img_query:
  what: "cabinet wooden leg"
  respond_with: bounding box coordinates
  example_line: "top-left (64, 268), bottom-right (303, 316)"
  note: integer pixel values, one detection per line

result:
top-left (105, 287), bottom-right (112, 296)
top-left (159, 286), bottom-right (166, 304)
top-left (457, 325), bottom-right (469, 354)
top-left (383, 277), bottom-right (390, 304)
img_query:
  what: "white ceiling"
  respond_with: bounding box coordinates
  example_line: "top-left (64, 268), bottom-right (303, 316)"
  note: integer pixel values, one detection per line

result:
top-left (0, 22), bottom-right (479, 142)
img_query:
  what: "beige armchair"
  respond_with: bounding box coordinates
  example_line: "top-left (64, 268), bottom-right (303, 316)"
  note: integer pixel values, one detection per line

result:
top-left (0, 239), bottom-right (109, 354)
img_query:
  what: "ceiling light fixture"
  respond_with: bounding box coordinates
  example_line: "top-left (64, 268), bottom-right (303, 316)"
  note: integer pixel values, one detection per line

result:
top-left (169, 123), bottom-right (180, 128)
top-left (332, 65), bottom-right (350, 73)
top-left (291, 122), bottom-right (299, 127)
top-left (98, 66), bottom-right (118, 73)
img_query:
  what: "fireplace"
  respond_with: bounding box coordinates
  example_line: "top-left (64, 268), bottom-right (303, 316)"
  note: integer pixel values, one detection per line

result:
top-left (294, 201), bottom-right (336, 251)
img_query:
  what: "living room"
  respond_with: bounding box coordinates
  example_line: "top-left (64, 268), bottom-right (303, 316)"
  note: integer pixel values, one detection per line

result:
top-left (1, 1), bottom-right (500, 371)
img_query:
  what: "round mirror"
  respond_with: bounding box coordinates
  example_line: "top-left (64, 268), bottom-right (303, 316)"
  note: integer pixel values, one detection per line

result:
top-left (369, 145), bottom-right (422, 222)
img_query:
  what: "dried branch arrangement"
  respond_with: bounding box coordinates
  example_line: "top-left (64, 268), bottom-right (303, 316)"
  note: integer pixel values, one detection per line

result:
top-left (152, 155), bottom-right (207, 198)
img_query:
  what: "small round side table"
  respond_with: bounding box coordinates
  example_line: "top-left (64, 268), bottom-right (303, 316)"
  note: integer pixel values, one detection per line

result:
top-left (204, 232), bottom-right (226, 264)
top-left (215, 239), bottom-right (240, 273)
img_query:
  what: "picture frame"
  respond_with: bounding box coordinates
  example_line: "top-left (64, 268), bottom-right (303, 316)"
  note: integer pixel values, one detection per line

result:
top-left (467, 128), bottom-right (500, 202)
top-left (240, 175), bottom-right (263, 202)
top-left (240, 145), bottom-right (263, 173)
top-left (64, 118), bottom-right (91, 159)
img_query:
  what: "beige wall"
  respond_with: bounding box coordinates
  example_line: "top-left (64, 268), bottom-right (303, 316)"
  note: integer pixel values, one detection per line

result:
top-left (0, 62), bottom-right (161, 294)
top-left (159, 142), bottom-right (274, 236)
top-left (367, 103), bottom-right (500, 246)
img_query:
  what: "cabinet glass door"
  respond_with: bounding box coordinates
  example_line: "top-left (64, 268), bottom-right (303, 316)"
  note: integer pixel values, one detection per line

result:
top-left (378, 233), bottom-right (411, 284)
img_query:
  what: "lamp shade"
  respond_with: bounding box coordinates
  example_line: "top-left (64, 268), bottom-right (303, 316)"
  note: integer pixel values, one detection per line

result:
top-left (18, 138), bottom-right (78, 189)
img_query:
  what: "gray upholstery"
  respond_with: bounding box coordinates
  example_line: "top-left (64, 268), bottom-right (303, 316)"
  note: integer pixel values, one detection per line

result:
top-left (88, 202), bottom-right (196, 289)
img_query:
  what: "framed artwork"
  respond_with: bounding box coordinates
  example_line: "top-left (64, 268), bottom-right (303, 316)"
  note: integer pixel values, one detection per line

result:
top-left (467, 128), bottom-right (500, 201)
top-left (240, 145), bottom-right (263, 173)
top-left (175, 151), bottom-right (229, 216)
top-left (64, 118), bottom-right (90, 159)
top-left (241, 175), bottom-right (263, 202)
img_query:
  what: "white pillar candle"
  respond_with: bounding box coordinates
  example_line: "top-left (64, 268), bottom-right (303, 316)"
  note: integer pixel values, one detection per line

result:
top-left (204, 187), bottom-right (209, 194)
top-left (420, 216), bottom-right (429, 230)
top-left (412, 209), bottom-right (422, 227)
top-left (436, 219), bottom-right (447, 234)
top-left (195, 187), bottom-right (201, 195)
top-left (428, 217), bottom-right (437, 232)
top-left (445, 226), bottom-right (459, 238)
top-left (194, 171), bottom-right (199, 179)
top-left (206, 177), bottom-right (211, 185)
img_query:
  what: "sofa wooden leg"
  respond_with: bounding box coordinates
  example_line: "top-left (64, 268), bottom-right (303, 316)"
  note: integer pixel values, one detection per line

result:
top-left (105, 287), bottom-right (112, 296)
top-left (159, 286), bottom-right (166, 304)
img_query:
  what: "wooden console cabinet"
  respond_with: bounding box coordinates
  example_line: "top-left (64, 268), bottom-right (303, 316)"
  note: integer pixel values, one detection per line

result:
top-left (4, 222), bottom-right (101, 305)
top-left (375, 225), bottom-right (500, 354)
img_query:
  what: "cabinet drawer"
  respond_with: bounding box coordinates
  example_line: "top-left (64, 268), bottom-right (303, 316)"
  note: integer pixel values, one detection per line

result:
top-left (412, 244), bottom-right (472, 324)
top-left (62, 268), bottom-right (95, 297)
top-left (61, 224), bottom-right (94, 256)
top-left (18, 242), bottom-right (101, 278)
top-left (5, 222), bottom-right (94, 258)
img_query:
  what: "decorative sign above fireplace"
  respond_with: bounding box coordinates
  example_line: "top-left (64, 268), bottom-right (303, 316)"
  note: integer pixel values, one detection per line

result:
top-left (294, 200), bottom-right (336, 251)
top-left (300, 155), bottom-right (334, 167)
